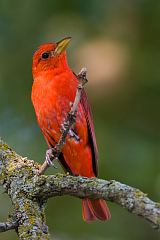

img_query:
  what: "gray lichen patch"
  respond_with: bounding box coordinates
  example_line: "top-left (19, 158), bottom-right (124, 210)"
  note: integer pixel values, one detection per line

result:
top-left (0, 140), bottom-right (49, 239)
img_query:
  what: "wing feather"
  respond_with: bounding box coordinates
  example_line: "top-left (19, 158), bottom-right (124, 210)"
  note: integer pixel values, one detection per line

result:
top-left (80, 89), bottom-right (98, 176)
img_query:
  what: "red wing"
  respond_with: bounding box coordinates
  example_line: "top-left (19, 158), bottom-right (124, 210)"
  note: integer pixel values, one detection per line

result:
top-left (80, 89), bottom-right (99, 176)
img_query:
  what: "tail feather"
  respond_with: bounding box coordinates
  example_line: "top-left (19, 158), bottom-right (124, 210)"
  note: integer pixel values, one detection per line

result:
top-left (82, 199), bottom-right (111, 222)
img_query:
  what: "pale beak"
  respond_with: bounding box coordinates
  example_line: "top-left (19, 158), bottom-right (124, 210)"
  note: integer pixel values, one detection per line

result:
top-left (54, 37), bottom-right (71, 55)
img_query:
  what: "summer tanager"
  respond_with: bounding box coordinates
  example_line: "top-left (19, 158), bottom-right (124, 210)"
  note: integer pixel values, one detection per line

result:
top-left (31, 37), bottom-right (111, 222)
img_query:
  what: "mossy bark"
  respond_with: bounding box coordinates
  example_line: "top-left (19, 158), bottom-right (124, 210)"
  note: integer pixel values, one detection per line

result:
top-left (0, 138), bottom-right (160, 239)
top-left (0, 139), bottom-right (49, 239)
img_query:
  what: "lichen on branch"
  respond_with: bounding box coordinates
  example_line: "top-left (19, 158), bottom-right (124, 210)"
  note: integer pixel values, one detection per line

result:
top-left (0, 138), bottom-right (160, 240)
top-left (0, 139), bottom-right (49, 239)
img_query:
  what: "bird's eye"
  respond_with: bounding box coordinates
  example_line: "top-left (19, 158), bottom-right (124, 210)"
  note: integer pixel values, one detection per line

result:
top-left (41, 52), bottom-right (50, 59)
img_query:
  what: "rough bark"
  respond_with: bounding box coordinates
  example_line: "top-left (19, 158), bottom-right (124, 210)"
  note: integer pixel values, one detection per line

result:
top-left (0, 138), bottom-right (159, 239)
top-left (0, 139), bottom-right (49, 239)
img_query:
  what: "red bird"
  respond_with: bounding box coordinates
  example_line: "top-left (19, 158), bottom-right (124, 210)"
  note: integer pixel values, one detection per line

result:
top-left (31, 37), bottom-right (111, 222)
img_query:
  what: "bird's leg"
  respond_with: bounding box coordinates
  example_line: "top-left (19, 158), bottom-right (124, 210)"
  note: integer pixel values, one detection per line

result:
top-left (45, 148), bottom-right (58, 168)
top-left (61, 122), bottom-right (67, 133)
top-left (38, 147), bottom-right (59, 175)
top-left (61, 118), bottom-right (79, 142)
top-left (69, 129), bottom-right (79, 140)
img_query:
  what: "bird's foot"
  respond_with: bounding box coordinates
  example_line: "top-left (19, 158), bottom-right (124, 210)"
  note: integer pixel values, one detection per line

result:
top-left (45, 148), bottom-right (58, 168)
top-left (61, 122), bottom-right (67, 133)
top-left (68, 129), bottom-right (80, 142)
top-left (61, 123), bottom-right (79, 142)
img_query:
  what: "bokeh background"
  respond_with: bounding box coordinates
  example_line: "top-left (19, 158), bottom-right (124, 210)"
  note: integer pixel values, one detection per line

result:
top-left (0, 0), bottom-right (160, 239)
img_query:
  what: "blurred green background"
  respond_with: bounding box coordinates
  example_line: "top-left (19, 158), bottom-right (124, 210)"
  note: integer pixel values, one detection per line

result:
top-left (0, 0), bottom-right (160, 239)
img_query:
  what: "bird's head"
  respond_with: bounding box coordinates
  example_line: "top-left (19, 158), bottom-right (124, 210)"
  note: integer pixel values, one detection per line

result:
top-left (32, 37), bottom-right (71, 78)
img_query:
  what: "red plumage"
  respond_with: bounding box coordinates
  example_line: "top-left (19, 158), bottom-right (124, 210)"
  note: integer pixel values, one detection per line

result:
top-left (31, 38), bottom-right (111, 222)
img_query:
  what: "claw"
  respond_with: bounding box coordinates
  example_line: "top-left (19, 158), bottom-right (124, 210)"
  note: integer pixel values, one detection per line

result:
top-left (45, 148), bottom-right (58, 168)
top-left (61, 123), bottom-right (66, 133)
top-left (69, 102), bottom-right (73, 107)
top-left (68, 129), bottom-right (80, 141)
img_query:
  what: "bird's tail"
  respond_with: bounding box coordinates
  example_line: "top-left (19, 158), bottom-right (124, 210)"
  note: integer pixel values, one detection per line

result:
top-left (82, 198), bottom-right (111, 222)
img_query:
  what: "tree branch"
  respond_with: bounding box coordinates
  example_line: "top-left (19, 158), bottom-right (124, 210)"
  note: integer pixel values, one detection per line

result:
top-left (0, 138), bottom-right (159, 239)
top-left (0, 139), bottom-right (49, 239)
top-left (0, 221), bottom-right (18, 232)
top-left (29, 175), bottom-right (160, 230)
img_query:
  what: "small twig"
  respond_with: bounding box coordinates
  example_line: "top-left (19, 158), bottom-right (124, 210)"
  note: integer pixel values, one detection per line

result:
top-left (0, 221), bottom-right (18, 232)
top-left (39, 68), bottom-right (87, 174)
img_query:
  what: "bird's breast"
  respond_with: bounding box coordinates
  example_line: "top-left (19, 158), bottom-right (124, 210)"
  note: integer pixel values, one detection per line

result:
top-left (32, 70), bottom-right (87, 143)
